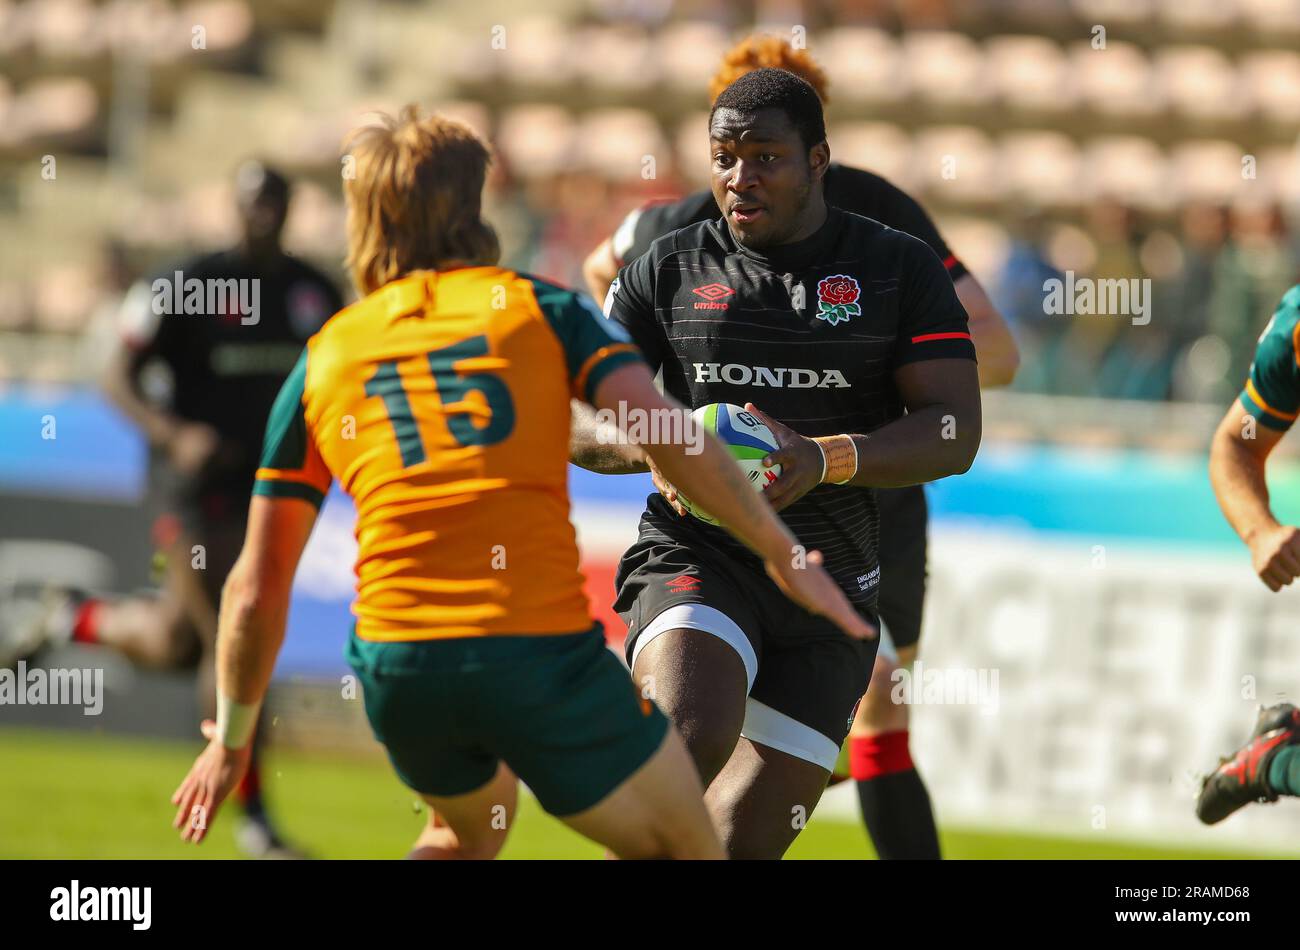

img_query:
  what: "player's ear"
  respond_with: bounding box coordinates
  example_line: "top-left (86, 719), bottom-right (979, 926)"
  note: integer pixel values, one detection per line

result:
top-left (808, 141), bottom-right (830, 181)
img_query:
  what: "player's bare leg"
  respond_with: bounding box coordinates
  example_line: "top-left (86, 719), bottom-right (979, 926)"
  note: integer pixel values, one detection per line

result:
top-left (39, 518), bottom-right (298, 855)
top-left (704, 736), bottom-right (830, 859)
top-left (558, 725), bottom-right (724, 859)
top-left (848, 642), bottom-right (941, 859)
top-left (21, 532), bottom-right (211, 669)
top-left (631, 628), bottom-right (749, 785)
top-left (851, 643), bottom-right (916, 737)
top-left (631, 627), bottom-right (837, 858)
top-left (410, 764), bottom-right (517, 860)
top-left (630, 627), bottom-right (827, 858)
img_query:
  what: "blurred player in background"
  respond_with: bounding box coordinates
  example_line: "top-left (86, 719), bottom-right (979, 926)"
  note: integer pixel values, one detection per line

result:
top-left (171, 106), bottom-right (873, 860)
top-left (581, 36), bottom-right (1018, 860)
top-left (5, 161), bottom-right (343, 857)
top-left (573, 69), bottom-right (981, 858)
top-left (1200, 283), bottom-right (1300, 824)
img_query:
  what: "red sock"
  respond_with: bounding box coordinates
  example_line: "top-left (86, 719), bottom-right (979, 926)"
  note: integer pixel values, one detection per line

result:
top-left (849, 730), bottom-right (914, 781)
top-left (71, 600), bottom-right (103, 645)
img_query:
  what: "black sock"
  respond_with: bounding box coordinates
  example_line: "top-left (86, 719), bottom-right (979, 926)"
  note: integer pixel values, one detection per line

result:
top-left (856, 769), bottom-right (941, 860)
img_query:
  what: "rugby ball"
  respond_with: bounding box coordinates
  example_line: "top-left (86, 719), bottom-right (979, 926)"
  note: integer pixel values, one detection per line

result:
top-left (677, 403), bottom-right (782, 525)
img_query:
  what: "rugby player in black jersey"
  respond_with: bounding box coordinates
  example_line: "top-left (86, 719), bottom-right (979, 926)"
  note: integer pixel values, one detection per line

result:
top-left (571, 68), bottom-right (982, 858)
top-left (580, 37), bottom-right (1017, 859)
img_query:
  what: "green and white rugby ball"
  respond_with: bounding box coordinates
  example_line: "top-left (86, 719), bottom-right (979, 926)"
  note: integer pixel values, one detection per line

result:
top-left (677, 403), bottom-right (782, 525)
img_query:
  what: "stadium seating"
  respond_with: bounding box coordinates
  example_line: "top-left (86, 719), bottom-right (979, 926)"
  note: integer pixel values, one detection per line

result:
top-left (0, 0), bottom-right (1296, 402)
top-left (985, 34), bottom-right (1078, 113)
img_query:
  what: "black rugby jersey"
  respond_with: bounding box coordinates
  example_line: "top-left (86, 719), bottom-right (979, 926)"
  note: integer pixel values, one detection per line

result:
top-left (604, 205), bottom-right (976, 607)
top-left (120, 249), bottom-right (344, 500)
top-left (611, 164), bottom-right (972, 580)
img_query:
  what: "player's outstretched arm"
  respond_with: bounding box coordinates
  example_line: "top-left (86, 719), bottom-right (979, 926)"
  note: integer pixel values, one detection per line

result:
top-left (171, 495), bottom-right (319, 842)
top-left (569, 399), bottom-right (651, 474)
top-left (592, 362), bottom-right (875, 641)
top-left (1209, 406), bottom-right (1300, 591)
top-left (955, 274), bottom-right (1019, 389)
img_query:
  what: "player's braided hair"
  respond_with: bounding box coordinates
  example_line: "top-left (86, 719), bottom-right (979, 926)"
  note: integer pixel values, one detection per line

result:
top-left (708, 34), bottom-right (830, 105)
top-left (710, 68), bottom-right (827, 152)
top-left (342, 105), bottom-right (500, 295)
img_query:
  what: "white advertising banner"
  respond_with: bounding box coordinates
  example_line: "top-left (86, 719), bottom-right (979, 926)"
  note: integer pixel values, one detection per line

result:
top-left (904, 526), bottom-right (1300, 851)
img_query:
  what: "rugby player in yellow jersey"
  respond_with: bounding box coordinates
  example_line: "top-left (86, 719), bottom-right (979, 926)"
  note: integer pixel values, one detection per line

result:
top-left (1198, 284), bottom-right (1300, 824)
top-left (170, 106), bottom-right (873, 859)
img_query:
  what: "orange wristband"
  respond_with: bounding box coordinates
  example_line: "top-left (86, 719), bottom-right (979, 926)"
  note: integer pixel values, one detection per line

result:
top-left (813, 434), bottom-right (858, 485)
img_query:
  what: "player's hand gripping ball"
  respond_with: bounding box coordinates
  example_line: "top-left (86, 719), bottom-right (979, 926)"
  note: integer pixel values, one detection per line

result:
top-left (744, 402), bottom-right (831, 513)
top-left (676, 403), bottom-right (782, 525)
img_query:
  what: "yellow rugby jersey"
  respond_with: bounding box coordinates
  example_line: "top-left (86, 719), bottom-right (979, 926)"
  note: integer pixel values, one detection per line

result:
top-left (253, 267), bottom-right (643, 641)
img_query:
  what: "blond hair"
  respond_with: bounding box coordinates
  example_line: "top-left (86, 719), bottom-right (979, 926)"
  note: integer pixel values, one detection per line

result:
top-left (708, 35), bottom-right (830, 105)
top-left (343, 105), bottom-right (499, 296)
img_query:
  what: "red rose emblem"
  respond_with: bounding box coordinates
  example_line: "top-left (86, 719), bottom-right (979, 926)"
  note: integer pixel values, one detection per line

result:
top-left (818, 275), bottom-right (860, 306)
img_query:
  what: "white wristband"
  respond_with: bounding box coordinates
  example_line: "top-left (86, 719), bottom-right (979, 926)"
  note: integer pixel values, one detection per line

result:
top-left (216, 692), bottom-right (262, 750)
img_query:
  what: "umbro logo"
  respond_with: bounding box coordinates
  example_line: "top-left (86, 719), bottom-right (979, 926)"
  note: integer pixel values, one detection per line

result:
top-left (665, 575), bottom-right (702, 593)
top-left (691, 283), bottom-right (735, 310)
